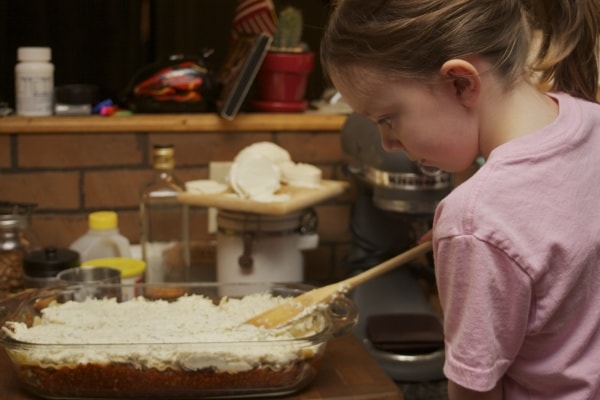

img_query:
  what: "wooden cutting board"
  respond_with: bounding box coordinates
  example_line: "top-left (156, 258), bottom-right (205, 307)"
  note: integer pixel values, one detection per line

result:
top-left (178, 179), bottom-right (349, 215)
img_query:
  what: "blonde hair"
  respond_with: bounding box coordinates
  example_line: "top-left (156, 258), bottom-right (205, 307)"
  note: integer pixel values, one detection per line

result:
top-left (321, 0), bottom-right (599, 102)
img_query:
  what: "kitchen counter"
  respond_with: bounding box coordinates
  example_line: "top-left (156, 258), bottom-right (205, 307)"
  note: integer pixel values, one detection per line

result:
top-left (0, 113), bottom-right (347, 134)
top-left (0, 333), bottom-right (402, 400)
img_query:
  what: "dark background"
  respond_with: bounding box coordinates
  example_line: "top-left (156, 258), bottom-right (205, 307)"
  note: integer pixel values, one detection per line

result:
top-left (0, 0), bottom-right (333, 110)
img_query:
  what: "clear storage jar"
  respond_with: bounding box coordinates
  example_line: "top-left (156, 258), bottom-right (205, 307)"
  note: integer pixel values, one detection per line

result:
top-left (0, 214), bottom-right (32, 298)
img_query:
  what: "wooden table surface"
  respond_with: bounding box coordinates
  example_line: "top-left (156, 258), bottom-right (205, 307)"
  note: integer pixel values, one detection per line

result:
top-left (0, 333), bottom-right (403, 400)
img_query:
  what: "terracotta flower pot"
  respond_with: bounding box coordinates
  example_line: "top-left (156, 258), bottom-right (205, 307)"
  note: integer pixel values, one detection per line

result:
top-left (255, 51), bottom-right (315, 104)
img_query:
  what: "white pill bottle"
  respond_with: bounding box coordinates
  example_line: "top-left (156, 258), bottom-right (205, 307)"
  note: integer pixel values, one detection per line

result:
top-left (15, 47), bottom-right (54, 116)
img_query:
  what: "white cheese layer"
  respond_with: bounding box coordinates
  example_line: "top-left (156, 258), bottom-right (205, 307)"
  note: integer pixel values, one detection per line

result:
top-left (3, 293), bottom-right (325, 372)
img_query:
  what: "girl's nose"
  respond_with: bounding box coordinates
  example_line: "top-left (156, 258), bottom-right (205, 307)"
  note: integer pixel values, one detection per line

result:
top-left (379, 132), bottom-right (405, 153)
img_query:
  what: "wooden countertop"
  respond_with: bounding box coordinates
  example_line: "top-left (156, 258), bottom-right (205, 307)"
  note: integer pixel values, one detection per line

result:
top-left (0, 113), bottom-right (348, 134)
top-left (0, 333), bottom-right (402, 400)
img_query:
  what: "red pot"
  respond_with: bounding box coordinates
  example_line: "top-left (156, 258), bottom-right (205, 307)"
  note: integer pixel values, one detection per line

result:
top-left (256, 51), bottom-right (315, 102)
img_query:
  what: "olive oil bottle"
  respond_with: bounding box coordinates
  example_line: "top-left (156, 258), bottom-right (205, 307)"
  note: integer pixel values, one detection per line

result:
top-left (140, 145), bottom-right (190, 283)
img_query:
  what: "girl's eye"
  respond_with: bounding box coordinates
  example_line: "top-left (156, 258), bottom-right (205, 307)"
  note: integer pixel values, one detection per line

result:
top-left (377, 117), bottom-right (393, 129)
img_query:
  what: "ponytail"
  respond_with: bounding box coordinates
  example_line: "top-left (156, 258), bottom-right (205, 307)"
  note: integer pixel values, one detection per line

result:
top-left (525, 0), bottom-right (600, 102)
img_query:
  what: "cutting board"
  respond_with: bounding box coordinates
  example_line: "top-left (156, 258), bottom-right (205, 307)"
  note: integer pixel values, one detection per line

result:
top-left (178, 179), bottom-right (349, 215)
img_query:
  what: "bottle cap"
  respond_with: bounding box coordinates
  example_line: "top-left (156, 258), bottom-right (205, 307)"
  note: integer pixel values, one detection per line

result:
top-left (153, 144), bottom-right (175, 170)
top-left (89, 211), bottom-right (118, 230)
top-left (24, 247), bottom-right (80, 277)
top-left (17, 47), bottom-right (52, 62)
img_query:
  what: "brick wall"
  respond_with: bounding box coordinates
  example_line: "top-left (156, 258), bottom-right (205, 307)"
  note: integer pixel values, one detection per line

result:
top-left (0, 128), bottom-right (355, 285)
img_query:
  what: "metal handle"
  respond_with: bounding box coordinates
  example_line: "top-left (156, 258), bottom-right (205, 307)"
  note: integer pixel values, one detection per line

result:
top-left (238, 232), bottom-right (254, 271)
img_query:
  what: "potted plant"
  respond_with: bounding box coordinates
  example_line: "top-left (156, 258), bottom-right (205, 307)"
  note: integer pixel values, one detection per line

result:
top-left (251, 6), bottom-right (315, 112)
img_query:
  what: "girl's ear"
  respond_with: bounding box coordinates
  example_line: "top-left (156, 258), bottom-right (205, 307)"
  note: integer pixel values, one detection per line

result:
top-left (440, 59), bottom-right (481, 108)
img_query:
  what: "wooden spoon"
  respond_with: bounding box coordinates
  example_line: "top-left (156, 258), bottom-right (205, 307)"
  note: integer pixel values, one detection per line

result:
top-left (245, 241), bottom-right (433, 329)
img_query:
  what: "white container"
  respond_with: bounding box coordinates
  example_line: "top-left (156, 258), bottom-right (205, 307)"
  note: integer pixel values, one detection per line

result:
top-left (216, 209), bottom-right (318, 295)
top-left (15, 47), bottom-right (54, 116)
top-left (69, 211), bottom-right (131, 262)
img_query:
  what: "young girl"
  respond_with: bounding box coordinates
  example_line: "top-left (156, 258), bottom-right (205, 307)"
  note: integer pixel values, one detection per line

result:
top-left (321, 0), bottom-right (600, 399)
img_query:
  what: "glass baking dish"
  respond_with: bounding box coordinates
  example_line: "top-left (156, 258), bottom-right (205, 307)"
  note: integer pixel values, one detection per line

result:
top-left (0, 282), bottom-right (357, 399)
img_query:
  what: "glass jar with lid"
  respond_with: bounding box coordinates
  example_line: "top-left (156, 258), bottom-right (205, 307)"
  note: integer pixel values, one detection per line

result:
top-left (23, 247), bottom-right (80, 288)
top-left (0, 202), bottom-right (39, 298)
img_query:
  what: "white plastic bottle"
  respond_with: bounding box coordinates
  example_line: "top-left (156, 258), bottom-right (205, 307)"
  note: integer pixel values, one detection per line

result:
top-left (69, 211), bottom-right (131, 262)
top-left (15, 47), bottom-right (54, 116)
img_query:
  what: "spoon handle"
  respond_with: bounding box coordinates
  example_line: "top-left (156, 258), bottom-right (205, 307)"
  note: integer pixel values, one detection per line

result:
top-left (341, 241), bottom-right (432, 290)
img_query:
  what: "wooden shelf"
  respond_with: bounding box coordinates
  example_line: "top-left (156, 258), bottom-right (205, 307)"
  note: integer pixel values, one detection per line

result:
top-left (0, 113), bottom-right (348, 134)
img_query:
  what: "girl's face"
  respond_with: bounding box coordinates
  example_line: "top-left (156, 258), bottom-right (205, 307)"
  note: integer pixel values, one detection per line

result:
top-left (331, 66), bottom-right (481, 173)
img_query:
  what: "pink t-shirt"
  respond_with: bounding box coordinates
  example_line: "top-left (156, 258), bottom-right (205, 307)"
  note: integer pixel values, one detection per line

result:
top-left (434, 93), bottom-right (600, 399)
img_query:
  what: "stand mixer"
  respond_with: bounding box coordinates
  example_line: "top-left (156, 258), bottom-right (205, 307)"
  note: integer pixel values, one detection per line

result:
top-left (341, 113), bottom-right (453, 382)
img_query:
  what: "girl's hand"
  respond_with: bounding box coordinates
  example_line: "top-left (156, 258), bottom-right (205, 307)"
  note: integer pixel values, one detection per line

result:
top-left (419, 229), bottom-right (433, 244)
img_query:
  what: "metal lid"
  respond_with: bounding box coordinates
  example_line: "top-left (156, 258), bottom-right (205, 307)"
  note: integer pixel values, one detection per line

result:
top-left (0, 214), bottom-right (25, 230)
top-left (152, 144), bottom-right (175, 170)
top-left (24, 247), bottom-right (80, 277)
